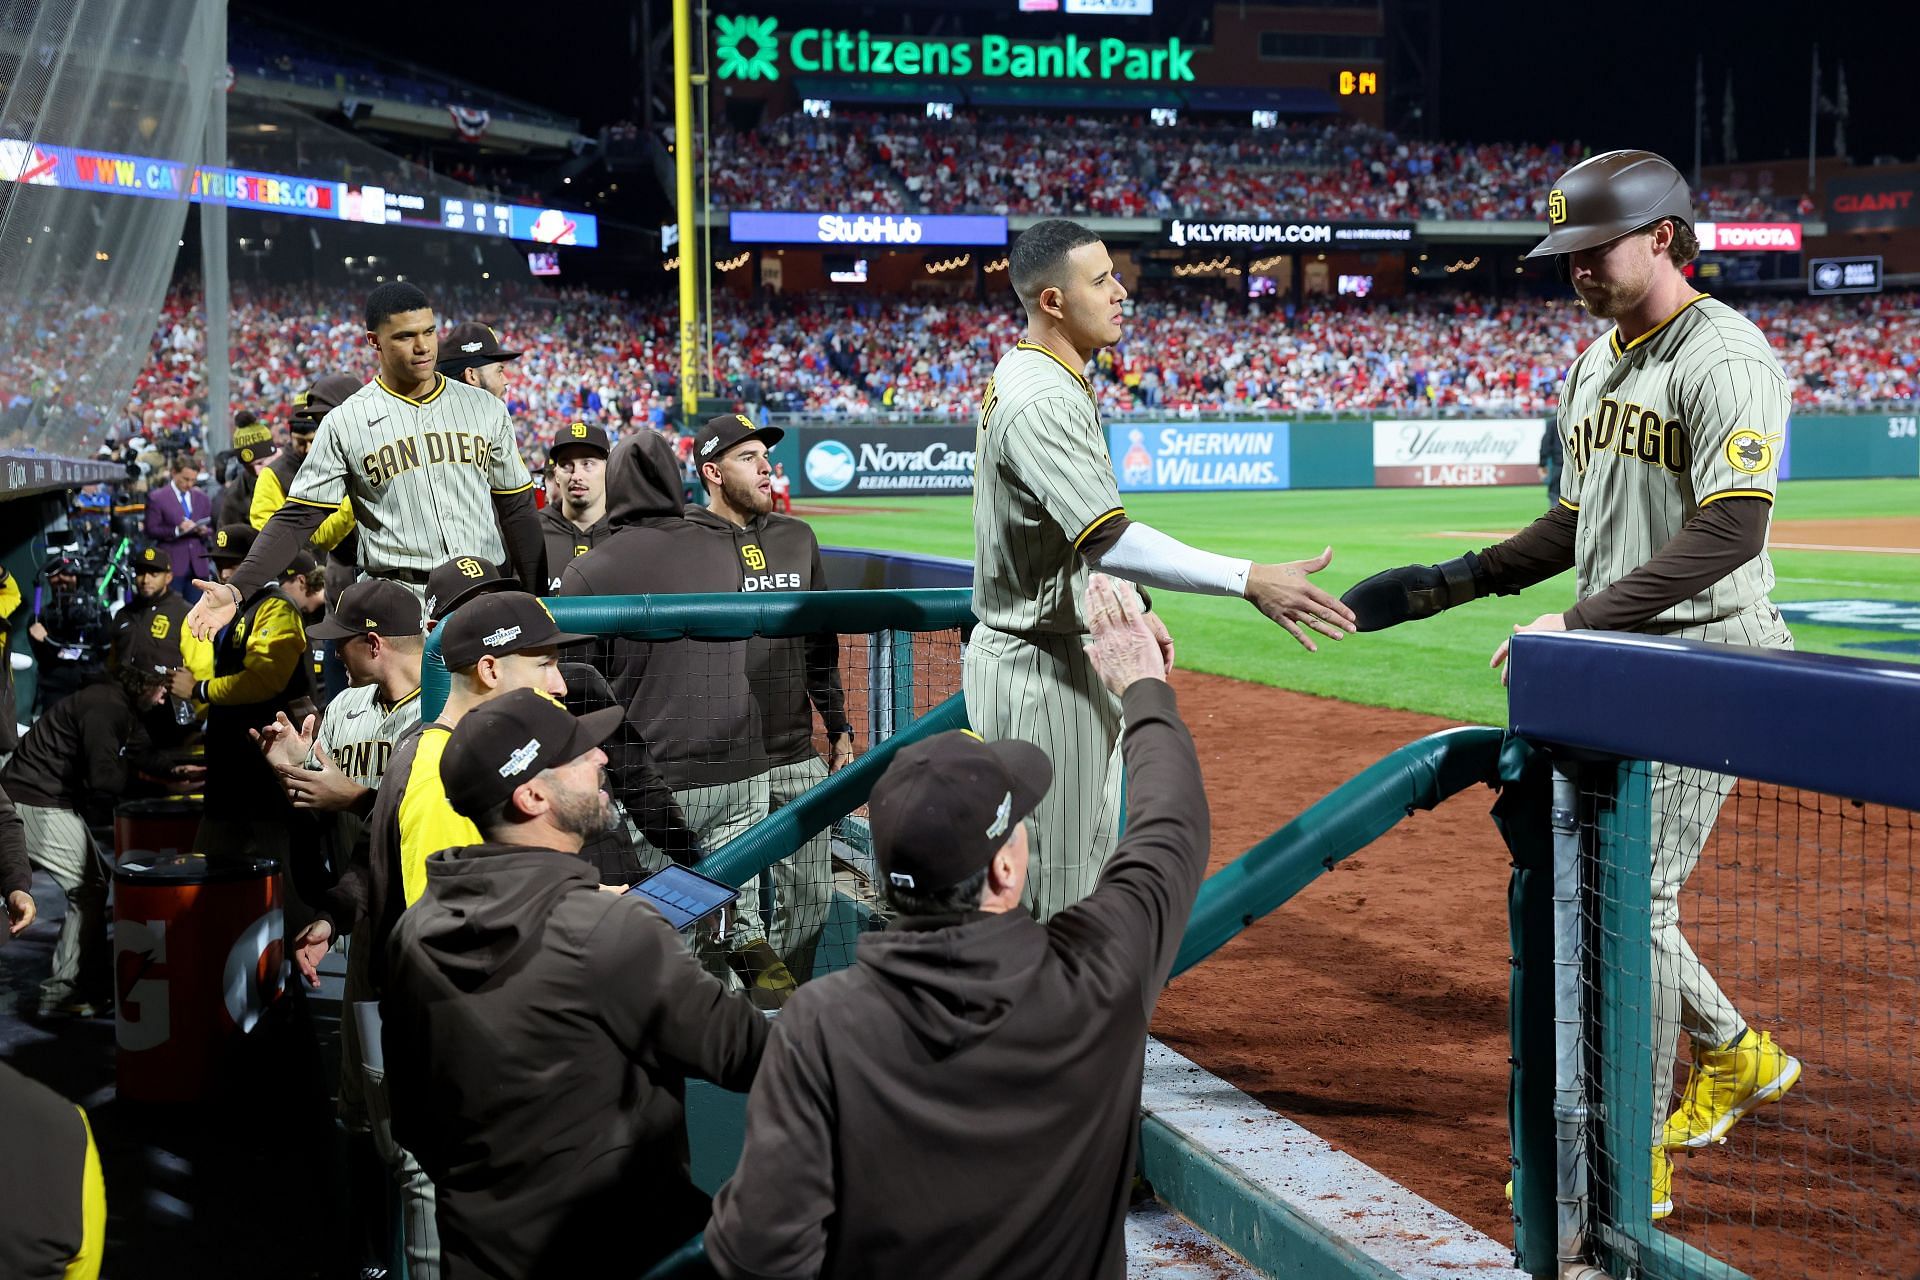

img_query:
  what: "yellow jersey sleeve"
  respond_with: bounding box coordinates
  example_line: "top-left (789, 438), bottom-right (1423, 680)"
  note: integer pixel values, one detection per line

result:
top-left (248, 465), bottom-right (286, 531)
top-left (397, 728), bottom-right (481, 906)
top-left (206, 596), bottom-right (305, 706)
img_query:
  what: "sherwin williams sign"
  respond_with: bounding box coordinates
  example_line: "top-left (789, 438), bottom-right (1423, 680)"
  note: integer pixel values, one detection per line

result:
top-left (1106, 422), bottom-right (1291, 492)
top-left (715, 15), bottom-right (1197, 82)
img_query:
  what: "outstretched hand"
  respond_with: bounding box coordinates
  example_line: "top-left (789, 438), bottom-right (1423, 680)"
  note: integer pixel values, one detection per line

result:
top-left (185, 581), bottom-right (237, 641)
top-left (1244, 548), bottom-right (1358, 652)
top-left (1083, 573), bottom-right (1170, 696)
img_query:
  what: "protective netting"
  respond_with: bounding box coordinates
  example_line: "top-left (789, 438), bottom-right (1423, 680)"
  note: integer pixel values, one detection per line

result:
top-left (1579, 762), bottom-right (1920, 1279)
top-left (582, 623), bottom-right (966, 991)
top-left (0, 0), bottom-right (219, 453)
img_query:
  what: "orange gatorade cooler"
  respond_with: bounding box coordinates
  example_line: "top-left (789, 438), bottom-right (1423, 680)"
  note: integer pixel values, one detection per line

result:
top-left (114, 798), bottom-right (204, 867)
top-left (112, 855), bottom-right (285, 1103)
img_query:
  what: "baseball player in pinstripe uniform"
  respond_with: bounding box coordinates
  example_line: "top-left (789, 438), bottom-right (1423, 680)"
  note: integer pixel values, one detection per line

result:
top-left (185, 282), bottom-right (546, 644)
top-left (1341, 151), bottom-right (1800, 1218)
top-left (967, 219), bottom-right (1355, 921)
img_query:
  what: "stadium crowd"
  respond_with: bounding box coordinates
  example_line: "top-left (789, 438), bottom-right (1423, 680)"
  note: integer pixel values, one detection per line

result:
top-left (2, 280), bottom-right (1912, 459)
top-left (706, 111), bottom-right (1812, 224)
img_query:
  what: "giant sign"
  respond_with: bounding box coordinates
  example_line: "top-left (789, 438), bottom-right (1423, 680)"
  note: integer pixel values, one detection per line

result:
top-left (1826, 172), bottom-right (1919, 233)
top-left (0, 138), bottom-right (598, 247)
top-left (714, 14), bottom-right (1196, 83)
top-left (728, 211), bottom-right (1007, 247)
top-left (796, 425), bottom-right (977, 497)
top-left (1373, 419), bottom-right (1548, 488)
top-left (1164, 219), bottom-right (1414, 248)
top-left (1107, 422), bottom-right (1290, 492)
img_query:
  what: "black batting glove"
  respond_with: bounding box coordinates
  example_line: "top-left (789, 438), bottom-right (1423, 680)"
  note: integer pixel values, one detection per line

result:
top-left (1340, 555), bottom-right (1483, 632)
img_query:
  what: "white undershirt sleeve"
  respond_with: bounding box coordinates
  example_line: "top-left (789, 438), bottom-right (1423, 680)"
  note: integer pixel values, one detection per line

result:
top-left (1084, 521), bottom-right (1251, 598)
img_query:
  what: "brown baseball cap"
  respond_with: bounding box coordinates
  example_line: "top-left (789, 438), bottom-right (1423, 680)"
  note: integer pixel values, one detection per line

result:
top-left (425, 556), bottom-right (514, 623)
top-left (308, 578), bottom-right (424, 640)
top-left (1527, 149), bottom-right (1694, 260)
top-left (693, 413), bottom-right (784, 469)
top-left (438, 591), bottom-right (591, 672)
top-left (437, 321), bottom-right (522, 374)
top-left (550, 421), bottom-right (611, 461)
top-left (130, 543), bottom-right (171, 574)
top-left (209, 524), bottom-right (257, 564)
top-left (290, 374), bottom-right (364, 432)
top-left (869, 730), bottom-right (1052, 895)
top-left (439, 687), bottom-right (621, 820)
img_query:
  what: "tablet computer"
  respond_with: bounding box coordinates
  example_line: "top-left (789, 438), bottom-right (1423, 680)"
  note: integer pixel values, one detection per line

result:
top-left (627, 863), bottom-right (740, 933)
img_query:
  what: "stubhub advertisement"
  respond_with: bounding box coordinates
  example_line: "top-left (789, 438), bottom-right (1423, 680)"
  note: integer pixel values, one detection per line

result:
top-left (728, 211), bottom-right (1008, 246)
top-left (1106, 422), bottom-right (1291, 492)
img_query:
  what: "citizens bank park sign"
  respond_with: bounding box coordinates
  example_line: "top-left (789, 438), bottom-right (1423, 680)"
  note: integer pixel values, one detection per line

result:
top-left (715, 15), bottom-right (1197, 83)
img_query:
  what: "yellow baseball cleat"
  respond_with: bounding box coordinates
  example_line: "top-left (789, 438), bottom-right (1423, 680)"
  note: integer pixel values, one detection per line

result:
top-left (1651, 1146), bottom-right (1674, 1220)
top-left (1662, 1028), bottom-right (1803, 1150)
top-left (1506, 1147), bottom-right (1673, 1221)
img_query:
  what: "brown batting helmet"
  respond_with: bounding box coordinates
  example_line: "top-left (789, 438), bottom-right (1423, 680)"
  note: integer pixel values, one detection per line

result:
top-left (1525, 150), bottom-right (1694, 260)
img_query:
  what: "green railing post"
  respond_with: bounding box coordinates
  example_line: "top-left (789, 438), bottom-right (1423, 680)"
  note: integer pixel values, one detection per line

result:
top-left (1590, 760), bottom-right (1751, 1280)
top-left (888, 628), bottom-right (916, 736)
top-left (1593, 759), bottom-right (1656, 1273)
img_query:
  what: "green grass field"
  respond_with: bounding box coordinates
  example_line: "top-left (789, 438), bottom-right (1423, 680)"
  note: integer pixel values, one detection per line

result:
top-left (804, 478), bottom-right (1920, 725)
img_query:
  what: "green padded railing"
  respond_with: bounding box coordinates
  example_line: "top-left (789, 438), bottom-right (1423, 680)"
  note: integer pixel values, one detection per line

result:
top-left (1171, 724), bottom-right (1506, 978)
top-left (419, 589), bottom-right (976, 720)
top-left (419, 589), bottom-right (979, 895)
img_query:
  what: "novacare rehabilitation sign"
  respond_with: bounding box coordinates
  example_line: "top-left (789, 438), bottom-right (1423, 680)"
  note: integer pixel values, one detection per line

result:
top-left (715, 15), bottom-right (1197, 83)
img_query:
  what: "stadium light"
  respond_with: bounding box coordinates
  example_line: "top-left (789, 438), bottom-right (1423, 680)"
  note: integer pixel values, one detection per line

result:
top-left (482, 271), bottom-right (491, 279)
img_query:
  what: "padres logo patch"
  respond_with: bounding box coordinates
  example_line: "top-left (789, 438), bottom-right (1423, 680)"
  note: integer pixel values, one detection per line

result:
top-left (735, 414), bottom-right (754, 430)
top-left (150, 615), bottom-right (171, 640)
top-left (216, 530), bottom-right (229, 548)
top-left (457, 557), bottom-right (484, 579)
top-left (1548, 190), bottom-right (1567, 225)
top-left (741, 544), bottom-right (767, 572)
top-left (1724, 429), bottom-right (1779, 475)
top-left (570, 422), bottom-right (589, 439)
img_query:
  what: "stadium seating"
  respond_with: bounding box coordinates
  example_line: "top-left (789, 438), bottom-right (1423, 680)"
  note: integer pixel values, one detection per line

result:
top-left (705, 112), bottom-right (1811, 223)
top-left (4, 281), bottom-right (1909, 457)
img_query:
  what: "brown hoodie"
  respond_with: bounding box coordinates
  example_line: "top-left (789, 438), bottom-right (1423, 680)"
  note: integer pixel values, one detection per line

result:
top-left (562, 436), bottom-right (780, 789)
top-left (705, 680), bottom-right (1209, 1280)
top-left (385, 840), bottom-right (767, 1279)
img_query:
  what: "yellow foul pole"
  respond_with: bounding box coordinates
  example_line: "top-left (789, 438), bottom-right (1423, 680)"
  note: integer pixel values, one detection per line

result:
top-left (673, 0), bottom-right (698, 425)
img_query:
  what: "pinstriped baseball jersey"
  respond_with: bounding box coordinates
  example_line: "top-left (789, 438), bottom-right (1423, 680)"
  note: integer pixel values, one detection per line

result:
top-left (1557, 294), bottom-right (1789, 633)
top-left (318, 683), bottom-right (423, 790)
top-left (971, 341), bottom-right (1125, 635)
top-left (287, 374), bottom-right (533, 574)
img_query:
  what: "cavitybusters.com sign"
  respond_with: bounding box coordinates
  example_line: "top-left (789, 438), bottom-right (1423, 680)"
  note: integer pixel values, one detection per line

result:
top-left (797, 426), bottom-right (977, 497)
top-left (715, 15), bottom-right (1197, 83)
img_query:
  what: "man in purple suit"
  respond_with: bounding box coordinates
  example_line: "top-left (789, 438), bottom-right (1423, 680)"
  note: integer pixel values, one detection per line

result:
top-left (144, 454), bottom-right (214, 602)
